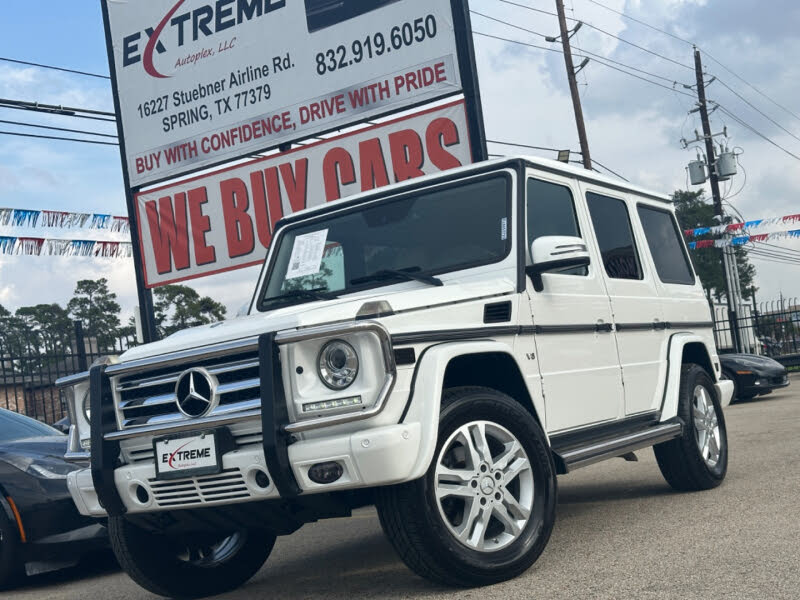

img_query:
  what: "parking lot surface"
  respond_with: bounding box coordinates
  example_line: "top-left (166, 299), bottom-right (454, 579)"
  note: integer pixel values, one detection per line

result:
top-left (8, 374), bottom-right (800, 599)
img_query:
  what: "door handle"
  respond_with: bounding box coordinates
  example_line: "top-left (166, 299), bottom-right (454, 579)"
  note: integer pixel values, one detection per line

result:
top-left (595, 321), bottom-right (614, 333)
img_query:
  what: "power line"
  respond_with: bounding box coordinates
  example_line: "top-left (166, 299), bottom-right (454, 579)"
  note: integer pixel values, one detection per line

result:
top-left (0, 119), bottom-right (117, 139)
top-left (713, 77), bottom-right (800, 144)
top-left (715, 104), bottom-right (800, 162)
top-left (486, 0), bottom-right (693, 71)
top-left (583, 0), bottom-right (800, 125)
top-left (0, 98), bottom-right (116, 123)
top-left (584, 0), bottom-right (693, 45)
top-left (0, 130), bottom-right (118, 146)
top-left (592, 158), bottom-right (629, 181)
top-left (472, 29), bottom-right (694, 97)
top-left (493, 0), bottom-right (559, 18)
top-left (0, 56), bottom-right (110, 80)
top-left (488, 139), bottom-right (573, 153)
top-left (470, 9), bottom-right (550, 38)
top-left (750, 246), bottom-right (800, 261)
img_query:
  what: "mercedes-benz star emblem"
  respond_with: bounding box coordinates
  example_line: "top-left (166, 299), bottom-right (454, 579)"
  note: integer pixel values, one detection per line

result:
top-left (175, 368), bottom-right (217, 418)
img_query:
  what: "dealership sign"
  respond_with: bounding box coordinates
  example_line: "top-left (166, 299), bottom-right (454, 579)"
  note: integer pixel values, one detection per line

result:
top-left (135, 100), bottom-right (472, 287)
top-left (105, 0), bottom-right (463, 186)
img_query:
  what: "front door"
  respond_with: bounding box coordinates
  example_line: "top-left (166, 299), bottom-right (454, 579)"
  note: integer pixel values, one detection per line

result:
top-left (525, 173), bottom-right (624, 434)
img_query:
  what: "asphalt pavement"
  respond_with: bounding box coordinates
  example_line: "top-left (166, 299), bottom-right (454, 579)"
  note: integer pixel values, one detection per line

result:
top-left (8, 374), bottom-right (800, 599)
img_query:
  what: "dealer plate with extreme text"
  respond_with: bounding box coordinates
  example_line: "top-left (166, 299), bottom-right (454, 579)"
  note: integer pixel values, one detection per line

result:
top-left (154, 431), bottom-right (221, 481)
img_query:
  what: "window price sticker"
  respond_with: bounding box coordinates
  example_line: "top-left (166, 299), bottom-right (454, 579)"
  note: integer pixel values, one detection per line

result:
top-left (286, 229), bottom-right (329, 279)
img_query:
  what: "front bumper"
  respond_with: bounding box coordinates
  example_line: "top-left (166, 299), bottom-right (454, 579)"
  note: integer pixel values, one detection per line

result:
top-left (742, 373), bottom-right (790, 396)
top-left (68, 422), bottom-right (421, 517)
top-left (715, 379), bottom-right (735, 408)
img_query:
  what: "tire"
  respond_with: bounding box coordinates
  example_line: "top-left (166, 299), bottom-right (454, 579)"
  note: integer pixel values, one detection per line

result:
top-left (654, 364), bottom-right (728, 491)
top-left (376, 386), bottom-right (557, 587)
top-left (109, 517), bottom-right (275, 599)
top-left (721, 370), bottom-right (739, 402)
top-left (0, 508), bottom-right (22, 590)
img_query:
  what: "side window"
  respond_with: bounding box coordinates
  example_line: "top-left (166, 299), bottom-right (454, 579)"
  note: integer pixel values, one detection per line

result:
top-left (637, 205), bottom-right (696, 285)
top-left (586, 192), bottom-right (642, 280)
top-left (527, 177), bottom-right (586, 276)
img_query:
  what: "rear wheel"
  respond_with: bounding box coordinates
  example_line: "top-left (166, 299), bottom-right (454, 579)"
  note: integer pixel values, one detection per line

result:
top-left (109, 517), bottom-right (274, 599)
top-left (654, 364), bottom-right (728, 491)
top-left (376, 387), bottom-right (557, 587)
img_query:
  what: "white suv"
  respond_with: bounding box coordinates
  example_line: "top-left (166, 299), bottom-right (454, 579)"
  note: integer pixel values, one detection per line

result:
top-left (58, 156), bottom-right (733, 598)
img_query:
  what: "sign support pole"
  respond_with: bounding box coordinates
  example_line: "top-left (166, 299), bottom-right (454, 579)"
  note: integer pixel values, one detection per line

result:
top-left (452, 0), bottom-right (488, 162)
top-left (100, 0), bottom-right (158, 343)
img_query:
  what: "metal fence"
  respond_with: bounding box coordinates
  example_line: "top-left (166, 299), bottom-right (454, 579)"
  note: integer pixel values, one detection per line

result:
top-left (712, 299), bottom-right (800, 367)
top-left (0, 322), bottom-right (137, 424)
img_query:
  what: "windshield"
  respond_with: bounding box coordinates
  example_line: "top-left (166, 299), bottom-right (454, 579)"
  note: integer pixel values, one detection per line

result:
top-left (259, 174), bottom-right (512, 310)
top-left (0, 408), bottom-right (63, 442)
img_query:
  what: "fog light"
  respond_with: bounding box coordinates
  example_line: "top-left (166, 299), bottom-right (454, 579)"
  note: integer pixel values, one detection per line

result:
top-left (308, 462), bottom-right (344, 484)
top-left (254, 470), bottom-right (270, 490)
top-left (135, 485), bottom-right (150, 504)
top-left (303, 396), bottom-right (362, 413)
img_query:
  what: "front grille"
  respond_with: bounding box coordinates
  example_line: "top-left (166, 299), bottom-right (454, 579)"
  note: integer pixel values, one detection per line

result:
top-left (148, 468), bottom-right (251, 508)
top-left (114, 351), bottom-right (260, 430)
top-left (772, 375), bottom-right (788, 385)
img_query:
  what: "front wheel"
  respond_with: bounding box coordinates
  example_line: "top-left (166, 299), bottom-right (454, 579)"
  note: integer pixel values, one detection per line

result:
top-left (109, 517), bottom-right (274, 599)
top-left (376, 386), bottom-right (557, 587)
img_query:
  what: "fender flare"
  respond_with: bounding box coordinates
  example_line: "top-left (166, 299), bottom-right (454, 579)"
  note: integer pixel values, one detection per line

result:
top-left (401, 340), bottom-right (523, 481)
top-left (660, 333), bottom-right (717, 421)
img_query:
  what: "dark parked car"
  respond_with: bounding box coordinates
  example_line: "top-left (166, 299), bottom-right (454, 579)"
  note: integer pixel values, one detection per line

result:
top-left (719, 353), bottom-right (790, 401)
top-left (0, 408), bottom-right (107, 589)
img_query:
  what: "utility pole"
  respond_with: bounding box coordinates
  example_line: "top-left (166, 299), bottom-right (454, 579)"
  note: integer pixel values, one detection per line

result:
top-left (693, 46), bottom-right (742, 352)
top-left (554, 0), bottom-right (592, 170)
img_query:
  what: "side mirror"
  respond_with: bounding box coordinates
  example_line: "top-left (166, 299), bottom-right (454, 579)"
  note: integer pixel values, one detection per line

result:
top-left (526, 236), bottom-right (590, 292)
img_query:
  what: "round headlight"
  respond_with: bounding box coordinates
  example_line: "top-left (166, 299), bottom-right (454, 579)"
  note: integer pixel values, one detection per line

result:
top-left (318, 340), bottom-right (359, 390)
top-left (82, 389), bottom-right (91, 423)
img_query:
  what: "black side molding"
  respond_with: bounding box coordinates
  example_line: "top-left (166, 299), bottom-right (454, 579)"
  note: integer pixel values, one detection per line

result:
top-left (259, 333), bottom-right (301, 498)
top-left (89, 365), bottom-right (127, 517)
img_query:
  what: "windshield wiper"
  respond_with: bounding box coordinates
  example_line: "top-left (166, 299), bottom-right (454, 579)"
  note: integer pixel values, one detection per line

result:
top-left (263, 287), bottom-right (337, 306)
top-left (351, 268), bottom-right (443, 287)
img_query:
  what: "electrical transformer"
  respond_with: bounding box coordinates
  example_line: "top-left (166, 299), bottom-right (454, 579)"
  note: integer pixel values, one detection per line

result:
top-left (688, 159), bottom-right (707, 185)
top-left (716, 151), bottom-right (737, 181)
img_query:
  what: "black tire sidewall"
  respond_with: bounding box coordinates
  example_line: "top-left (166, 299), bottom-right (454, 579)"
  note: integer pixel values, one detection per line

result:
top-left (682, 367), bottom-right (728, 481)
top-left (414, 389), bottom-right (557, 577)
top-left (110, 517), bottom-right (274, 599)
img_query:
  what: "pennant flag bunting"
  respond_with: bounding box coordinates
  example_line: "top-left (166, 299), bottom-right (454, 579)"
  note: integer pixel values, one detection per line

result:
top-left (110, 216), bottom-right (130, 233)
top-left (690, 229), bottom-right (800, 249)
top-left (685, 212), bottom-right (800, 238)
top-left (0, 236), bottom-right (133, 259)
top-left (0, 236), bottom-right (16, 254)
top-left (0, 207), bottom-right (128, 231)
top-left (11, 210), bottom-right (40, 228)
top-left (16, 237), bottom-right (45, 256)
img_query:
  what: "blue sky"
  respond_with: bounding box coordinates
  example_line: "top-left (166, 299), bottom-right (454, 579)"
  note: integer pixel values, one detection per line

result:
top-left (1, 0), bottom-right (800, 319)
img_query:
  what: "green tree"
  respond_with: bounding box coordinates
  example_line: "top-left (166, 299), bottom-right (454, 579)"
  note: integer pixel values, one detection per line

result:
top-left (154, 285), bottom-right (227, 337)
top-left (0, 304), bottom-right (36, 369)
top-left (672, 190), bottom-right (756, 302)
top-left (15, 303), bottom-right (72, 354)
top-left (67, 278), bottom-right (122, 348)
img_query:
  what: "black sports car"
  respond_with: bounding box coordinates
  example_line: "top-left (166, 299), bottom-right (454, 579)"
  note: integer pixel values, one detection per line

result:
top-left (0, 408), bottom-right (107, 588)
top-left (719, 353), bottom-right (790, 402)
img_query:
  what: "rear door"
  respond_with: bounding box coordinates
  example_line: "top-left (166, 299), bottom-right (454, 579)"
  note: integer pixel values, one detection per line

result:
top-left (525, 172), bottom-right (624, 433)
top-left (582, 187), bottom-right (665, 416)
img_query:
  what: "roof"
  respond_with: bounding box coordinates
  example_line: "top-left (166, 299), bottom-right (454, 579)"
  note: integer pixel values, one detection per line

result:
top-left (280, 155), bottom-right (671, 226)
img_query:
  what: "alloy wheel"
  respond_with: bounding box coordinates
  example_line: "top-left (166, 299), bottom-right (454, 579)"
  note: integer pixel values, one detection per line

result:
top-left (434, 421), bottom-right (534, 552)
top-left (692, 385), bottom-right (722, 468)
